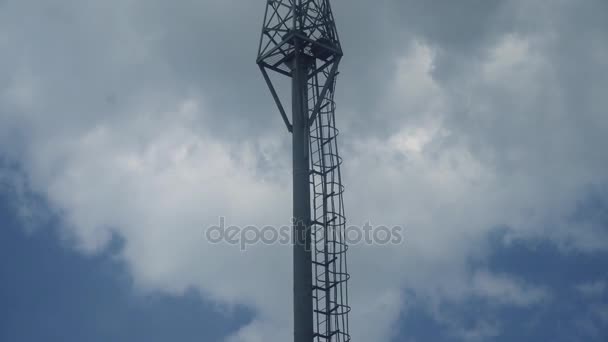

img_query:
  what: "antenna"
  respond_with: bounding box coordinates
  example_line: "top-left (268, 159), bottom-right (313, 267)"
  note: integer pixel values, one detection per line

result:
top-left (256, 1), bottom-right (350, 342)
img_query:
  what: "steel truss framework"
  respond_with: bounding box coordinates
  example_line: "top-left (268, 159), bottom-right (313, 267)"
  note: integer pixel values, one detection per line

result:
top-left (257, 1), bottom-right (350, 342)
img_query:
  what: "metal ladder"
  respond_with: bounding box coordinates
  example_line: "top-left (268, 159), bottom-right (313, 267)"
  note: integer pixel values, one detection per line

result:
top-left (308, 69), bottom-right (351, 342)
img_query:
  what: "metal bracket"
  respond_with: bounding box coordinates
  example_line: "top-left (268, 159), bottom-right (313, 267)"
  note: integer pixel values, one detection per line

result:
top-left (259, 64), bottom-right (293, 133)
top-left (309, 58), bottom-right (340, 126)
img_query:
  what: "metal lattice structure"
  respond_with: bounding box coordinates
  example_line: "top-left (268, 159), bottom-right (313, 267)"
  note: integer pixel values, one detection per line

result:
top-left (256, 1), bottom-right (350, 342)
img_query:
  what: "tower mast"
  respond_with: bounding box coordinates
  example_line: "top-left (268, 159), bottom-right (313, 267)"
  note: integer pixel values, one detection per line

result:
top-left (257, 1), bottom-right (350, 341)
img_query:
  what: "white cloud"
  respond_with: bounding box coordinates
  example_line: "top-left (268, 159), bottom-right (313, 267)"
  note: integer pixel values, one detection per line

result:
top-left (472, 271), bottom-right (549, 306)
top-left (577, 281), bottom-right (607, 298)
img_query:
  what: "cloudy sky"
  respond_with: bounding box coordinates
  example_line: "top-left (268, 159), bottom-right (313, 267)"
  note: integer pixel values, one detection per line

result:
top-left (1, 0), bottom-right (607, 341)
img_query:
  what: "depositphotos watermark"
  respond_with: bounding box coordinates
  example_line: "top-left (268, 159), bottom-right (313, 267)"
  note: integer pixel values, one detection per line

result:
top-left (205, 217), bottom-right (404, 251)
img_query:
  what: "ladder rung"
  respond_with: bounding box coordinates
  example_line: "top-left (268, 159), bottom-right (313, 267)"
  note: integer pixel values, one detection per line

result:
top-left (322, 164), bottom-right (338, 175)
top-left (321, 136), bottom-right (335, 147)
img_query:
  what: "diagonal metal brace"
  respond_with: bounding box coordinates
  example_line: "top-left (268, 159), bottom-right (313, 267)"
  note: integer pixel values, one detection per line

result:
top-left (309, 57), bottom-right (341, 127)
top-left (259, 64), bottom-right (293, 133)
